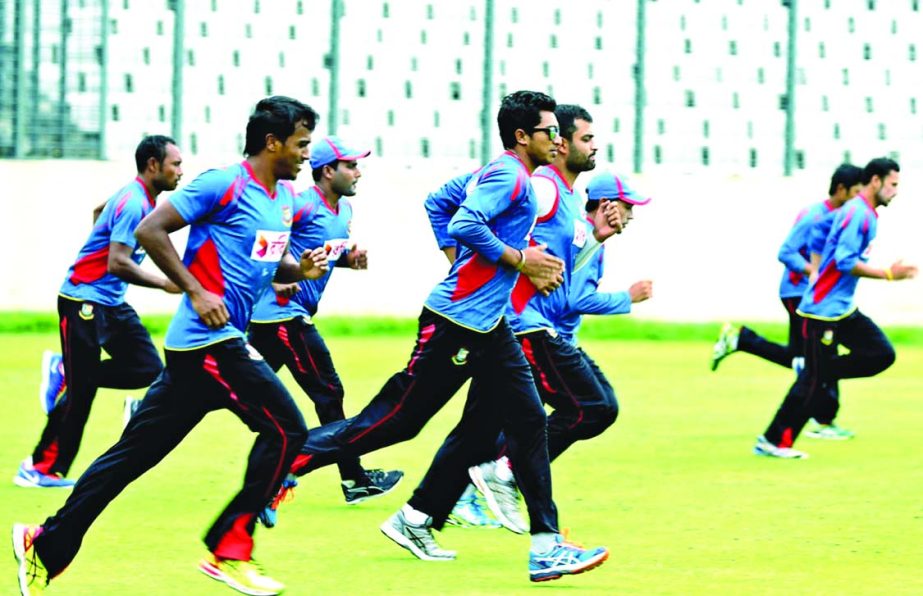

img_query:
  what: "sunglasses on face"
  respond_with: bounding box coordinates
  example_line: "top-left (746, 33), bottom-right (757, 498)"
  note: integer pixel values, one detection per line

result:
top-left (530, 125), bottom-right (560, 141)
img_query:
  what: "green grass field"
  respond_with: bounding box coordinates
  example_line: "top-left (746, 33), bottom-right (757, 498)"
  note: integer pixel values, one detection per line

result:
top-left (2, 323), bottom-right (922, 595)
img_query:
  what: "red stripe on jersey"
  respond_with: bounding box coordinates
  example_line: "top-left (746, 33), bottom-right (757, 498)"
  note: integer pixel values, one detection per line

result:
top-left (219, 175), bottom-right (247, 207)
top-left (451, 255), bottom-right (498, 301)
top-left (188, 238), bottom-right (225, 297)
top-left (812, 260), bottom-right (841, 304)
top-left (114, 191), bottom-right (131, 218)
top-left (68, 246), bottom-right (110, 285)
top-left (510, 273), bottom-right (538, 315)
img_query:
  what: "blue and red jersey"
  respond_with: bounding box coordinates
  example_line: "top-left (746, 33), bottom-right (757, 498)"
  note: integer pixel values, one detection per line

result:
top-left (59, 177), bottom-right (156, 306)
top-left (164, 161), bottom-right (296, 350)
top-left (424, 169), bottom-right (480, 251)
top-left (559, 239), bottom-right (631, 345)
top-left (508, 164), bottom-right (587, 334)
top-left (424, 151), bottom-right (537, 332)
top-left (798, 194), bottom-right (878, 320)
top-left (777, 199), bottom-right (837, 299)
top-left (251, 186), bottom-right (353, 322)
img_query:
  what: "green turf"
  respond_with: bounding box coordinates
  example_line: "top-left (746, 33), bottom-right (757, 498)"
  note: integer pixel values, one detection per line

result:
top-left (2, 330), bottom-right (922, 594)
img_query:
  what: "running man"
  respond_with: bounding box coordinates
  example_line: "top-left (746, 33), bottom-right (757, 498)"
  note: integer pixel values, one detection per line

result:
top-left (711, 164), bottom-right (864, 439)
top-left (13, 96), bottom-right (328, 596)
top-left (249, 136), bottom-right (402, 522)
top-left (755, 157), bottom-right (916, 458)
top-left (15, 135), bottom-right (184, 489)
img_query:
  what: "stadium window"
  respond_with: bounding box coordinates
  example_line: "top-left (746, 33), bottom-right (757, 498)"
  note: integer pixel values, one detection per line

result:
top-left (891, 19), bottom-right (897, 34)
top-left (211, 0), bottom-right (217, 10)
top-left (507, 33), bottom-right (514, 48)
top-left (217, 75), bottom-right (225, 95)
top-left (732, 92), bottom-right (740, 109)
top-left (187, 50), bottom-right (195, 66)
top-left (554, 9), bottom-right (561, 25)
top-left (684, 39), bottom-right (692, 54)
top-left (421, 30), bottom-right (427, 44)
top-left (863, 44), bottom-right (871, 60)
top-left (657, 119), bottom-right (665, 135)
top-left (679, 16), bottom-right (686, 31)
top-left (426, 4), bottom-right (433, 19)
top-left (367, 55), bottom-right (374, 70)
top-left (702, 120), bottom-right (709, 138)
top-left (245, 24), bottom-right (252, 38)
top-left (596, 11), bottom-right (603, 28)
top-left (108, 18), bottom-right (117, 34)
top-left (757, 68), bottom-right (765, 84)
top-left (450, 82), bottom-right (461, 100)
top-left (848, 17), bottom-right (855, 33)
top-left (411, 57), bottom-right (418, 71)
top-left (911, 98), bottom-right (917, 114)
top-left (747, 121), bottom-right (754, 139)
top-left (606, 144), bottom-right (614, 162)
top-left (125, 74), bottom-right (133, 92)
top-left (463, 32), bottom-right (470, 45)
top-left (111, 105), bottom-right (120, 122)
top-left (721, 15), bottom-right (728, 31)
top-left (803, 17), bottom-right (811, 32)
top-left (824, 0), bottom-right (831, 7)
top-left (749, 149), bottom-right (758, 168)
top-left (593, 87), bottom-right (601, 105)
top-left (595, 37), bottom-right (602, 50)
top-left (701, 147), bottom-right (710, 166)
top-left (778, 94), bottom-right (788, 110)
top-left (232, 50), bottom-right (240, 67)
top-left (588, 63), bottom-right (594, 79)
top-left (542, 62), bottom-right (550, 77)
top-left (434, 111), bottom-right (440, 127)
top-left (819, 42), bottom-right (826, 58)
top-left (469, 7), bottom-right (476, 20)
top-left (797, 68), bottom-right (806, 84)
top-left (264, 76), bottom-right (273, 95)
top-left (729, 40), bottom-right (737, 56)
top-left (885, 69), bottom-right (891, 85)
top-left (613, 118), bottom-right (620, 133)
top-left (77, 72), bottom-right (87, 92)
top-left (383, 2), bottom-right (389, 18)
top-left (469, 139), bottom-right (477, 160)
top-left (685, 90), bottom-right (695, 108)
top-left (253, 0), bottom-right (260, 13)
top-left (376, 137), bottom-right (384, 157)
top-left (715, 66), bottom-right (723, 82)
top-left (123, 0), bottom-right (129, 8)
top-left (878, 123), bottom-right (886, 140)
top-left (421, 139), bottom-right (430, 158)
top-left (673, 65), bottom-right (681, 81)
top-left (142, 47), bottom-right (150, 65)
top-left (279, 52), bottom-right (285, 68)
top-left (511, 7), bottom-right (518, 23)
top-left (867, 0), bottom-right (875, 8)
top-left (297, 1), bottom-right (303, 15)
top-left (865, 97), bottom-right (873, 112)
top-left (499, 60), bottom-right (506, 75)
top-left (821, 95), bottom-right (829, 111)
top-left (842, 149), bottom-right (852, 163)
top-left (156, 20), bottom-right (163, 35)
top-left (455, 59), bottom-right (462, 74)
top-left (200, 22), bottom-right (207, 37)
top-left (773, 42), bottom-right (781, 57)
top-left (377, 29), bottom-right (383, 42)
top-left (914, 0), bottom-right (920, 11)
top-left (405, 81), bottom-right (413, 98)
top-left (550, 34), bottom-right (557, 49)
top-left (387, 110), bottom-right (395, 126)
top-left (833, 123), bottom-right (840, 139)
top-left (205, 106), bottom-right (211, 123)
top-left (289, 26), bottom-right (296, 40)
top-left (190, 134), bottom-right (197, 155)
top-left (653, 145), bottom-right (662, 164)
top-left (842, 68), bottom-right (849, 85)
top-left (796, 151), bottom-right (805, 169)
top-left (311, 78), bottom-right (319, 96)
top-left (547, 84), bottom-right (555, 98)
top-left (498, 83), bottom-right (507, 98)
top-left (158, 105), bottom-right (166, 122)
top-left (342, 110), bottom-right (350, 126)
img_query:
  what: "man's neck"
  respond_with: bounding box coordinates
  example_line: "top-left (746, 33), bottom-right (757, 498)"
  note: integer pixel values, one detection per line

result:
top-left (318, 184), bottom-right (341, 209)
top-left (551, 157), bottom-right (578, 188)
top-left (137, 174), bottom-right (161, 200)
top-left (246, 155), bottom-right (277, 194)
top-left (511, 146), bottom-right (538, 173)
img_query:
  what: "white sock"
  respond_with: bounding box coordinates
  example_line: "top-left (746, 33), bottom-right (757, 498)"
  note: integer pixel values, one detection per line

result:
top-left (401, 504), bottom-right (430, 526)
top-left (531, 532), bottom-right (558, 554)
top-left (495, 456), bottom-right (513, 482)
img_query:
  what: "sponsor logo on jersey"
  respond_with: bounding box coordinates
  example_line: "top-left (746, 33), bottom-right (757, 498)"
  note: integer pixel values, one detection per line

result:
top-left (573, 218), bottom-right (588, 248)
top-left (324, 238), bottom-right (350, 261)
top-left (251, 230), bottom-right (290, 262)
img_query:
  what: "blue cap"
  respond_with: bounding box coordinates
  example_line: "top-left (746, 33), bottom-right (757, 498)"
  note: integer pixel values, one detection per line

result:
top-left (309, 136), bottom-right (371, 169)
top-left (586, 172), bottom-right (651, 205)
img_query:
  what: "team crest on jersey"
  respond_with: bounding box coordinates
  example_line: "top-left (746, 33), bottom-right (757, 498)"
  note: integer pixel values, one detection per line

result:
top-left (79, 303), bottom-right (94, 320)
top-left (281, 205), bottom-right (293, 227)
top-left (452, 347), bottom-right (470, 366)
top-left (251, 230), bottom-right (290, 262)
top-left (324, 238), bottom-right (350, 261)
top-left (821, 329), bottom-right (835, 346)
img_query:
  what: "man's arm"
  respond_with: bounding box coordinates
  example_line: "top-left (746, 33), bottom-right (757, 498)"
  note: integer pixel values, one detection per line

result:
top-left (107, 242), bottom-right (181, 293)
top-left (135, 201), bottom-right (229, 328)
top-left (851, 260), bottom-right (917, 281)
top-left (274, 247), bottom-right (329, 283)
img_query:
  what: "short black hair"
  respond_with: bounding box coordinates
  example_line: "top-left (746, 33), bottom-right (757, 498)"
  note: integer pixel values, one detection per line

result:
top-left (311, 161), bottom-right (341, 182)
top-left (862, 157), bottom-right (900, 185)
top-left (135, 135), bottom-right (176, 172)
top-left (828, 163), bottom-right (863, 195)
top-left (497, 90), bottom-right (557, 149)
top-left (555, 104), bottom-right (592, 143)
top-left (244, 96), bottom-right (319, 156)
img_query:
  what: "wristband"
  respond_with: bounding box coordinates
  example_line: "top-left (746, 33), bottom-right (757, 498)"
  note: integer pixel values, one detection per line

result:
top-left (514, 249), bottom-right (526, 272)
top-left (885, 267), bottom-right (894, 281)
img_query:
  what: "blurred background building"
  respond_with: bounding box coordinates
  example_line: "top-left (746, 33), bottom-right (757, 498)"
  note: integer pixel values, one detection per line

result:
top-left (2, 0), bottom-right (922, 174)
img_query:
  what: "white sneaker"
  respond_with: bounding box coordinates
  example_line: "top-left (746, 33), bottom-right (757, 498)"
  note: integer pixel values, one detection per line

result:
top-left (122, 396), bottom-right (141, 429)
top-left (753, 436), bottom-right (808, 459)
top-left (469, 460), bottom-right (528, 534)
top-left (380, 510), bottom-right (457, 561)
top-left (791, 356), bottom-right (805, 377)
top-left (711, 323), bottom-right (739, 371)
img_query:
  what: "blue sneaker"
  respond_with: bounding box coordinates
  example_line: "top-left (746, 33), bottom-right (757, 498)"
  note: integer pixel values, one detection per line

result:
top-left (12, 458), bottom-right (75, 488)
top-left (447, 484), bottom-right (501, 528)
top-left (529, 534), bottom-right (609, 582)
top-left (39, 351), bottom-right (66, 415)
top-left (258, 475), bottom-right (298, 528)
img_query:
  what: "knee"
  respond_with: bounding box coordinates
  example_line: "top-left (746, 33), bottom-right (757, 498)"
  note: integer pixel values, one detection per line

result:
top-left (875, 344), bottom-right (896, 374)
